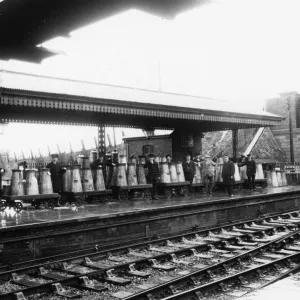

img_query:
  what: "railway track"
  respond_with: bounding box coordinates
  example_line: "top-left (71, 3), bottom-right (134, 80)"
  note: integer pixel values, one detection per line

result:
top-left (1, 211), bottom-right (300, 300)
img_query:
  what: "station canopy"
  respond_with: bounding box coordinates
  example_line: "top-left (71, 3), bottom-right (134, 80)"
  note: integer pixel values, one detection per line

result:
top-left (0, 70), bottom-right (283, 132)
top-left (0, 0), bottom-right (208, 62)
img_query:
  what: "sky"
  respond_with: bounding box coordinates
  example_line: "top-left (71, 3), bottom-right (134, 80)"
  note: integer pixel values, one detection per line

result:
top-left (1, 0), bottom-right (300, 157)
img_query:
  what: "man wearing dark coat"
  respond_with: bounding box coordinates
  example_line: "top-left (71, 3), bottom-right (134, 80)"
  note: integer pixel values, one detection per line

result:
top-left (46, 154), bottom-right (65, 193)
top-left (239, 153), bottom-right (256, 191)
top-left (221, 155), bottom-right (235, 196)
top-left (182, 153), bottom-right (196, 196)
top-left (144, 154), bottom-right (160, 200)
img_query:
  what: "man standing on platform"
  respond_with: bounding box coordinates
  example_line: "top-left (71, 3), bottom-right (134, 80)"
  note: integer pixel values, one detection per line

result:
top-left (193, 153), bottom-right (202, 166)
top-left (239, 153), bottom-right (256, 191)
top-left (201, 154), bottom-right (216, 194)
top-left (166, 154), bottom-right (172, 164)
top-left (46, 154), bottom-right (65, 193)
top-left (144, 154), bottom-right (160, 200)
top-left (183, 153), bottom-right (196, 196)
top-left (221, 155), bottom-right (235, 197)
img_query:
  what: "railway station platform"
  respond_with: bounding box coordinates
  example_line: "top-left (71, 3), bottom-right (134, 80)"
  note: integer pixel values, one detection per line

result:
top-left (1, 186), bottom-right (300, 263)
top-left (240, 272), bottom-right (300, 300)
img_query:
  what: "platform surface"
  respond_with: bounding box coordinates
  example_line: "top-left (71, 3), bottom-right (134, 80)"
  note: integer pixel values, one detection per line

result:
top-left (240, 273), bottom-right (300, 300)
top-left (0, 186), bottom-right (299, 229)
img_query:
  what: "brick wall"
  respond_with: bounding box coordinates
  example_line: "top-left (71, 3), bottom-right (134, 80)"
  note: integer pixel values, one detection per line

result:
top-left (126, 136), bottom-right (172, 158)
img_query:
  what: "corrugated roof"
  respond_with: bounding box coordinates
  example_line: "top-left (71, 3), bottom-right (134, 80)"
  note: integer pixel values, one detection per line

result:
top-left (0, 70), bottom-right (280, 119)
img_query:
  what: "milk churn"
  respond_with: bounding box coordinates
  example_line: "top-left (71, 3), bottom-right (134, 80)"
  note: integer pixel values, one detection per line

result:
top-left (161, 156), bottom-right (167, 163)
top-left (106, 166), bottom-right (113, 188)
top-left (169, 163), bottom-right (178, 183)
top-left (82, 168), bottom-right (94, 192)
top-left (94, 166), bottom-right (106, 191)
top-left (119, 155), bottom-right (127, 164)
top-left (160, 162), bottom-right (171, 183)
top-left (276, 171), bottom-right (283, 187)
top-left (154, 156), bottom-right (160, 164)
top-left (216, 157), bottom-right (223, 182)
top-left (62, 166), bottom-right (72, 192)
top-left (138, 156), bottom-right (146, 164)
top-left (265, 171), bottom-right (272, 186)
top-left (81, 156), bottom-right (91, 169)
top-left (270, 170), bottom-right (279, 187)
top-left (176, 161), bottom-right (185, 182)
top-left (127, 163), bottom-right (138, 186)
top-left (71, 166), bottom-right (83, 192)
top-left (281, 171), bottom-right (288, 186)
top-left (194, 165), bottom-right (202, 183)
top-left (116, 163), bottom-right (128, 186)
top-left (25, 169), bottom-right (39, 195)
top-left (89, 150), bottom-right (98, 165)
top-left (39, 168), bottom-right (53, 194)
top-left (255, 163), bottom-right (264, 180)
top-left (137, 164), bottom-right (147, 184)
top-left (110, 165), bottom-right (118, 187)
top-left (10, 169), bottom-right (25, 196)
top-left (234, 164), bottom-right (241, 181)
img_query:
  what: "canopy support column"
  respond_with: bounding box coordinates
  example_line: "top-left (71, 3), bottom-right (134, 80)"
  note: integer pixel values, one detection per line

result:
top-left (232, 128), bottom-right (238, 161)
top-left (98, 124), bottom-right (106, 156)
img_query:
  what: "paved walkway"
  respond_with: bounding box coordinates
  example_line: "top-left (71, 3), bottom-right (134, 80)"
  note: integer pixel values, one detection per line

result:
top-left (239, 273), bottom-right (300, 300)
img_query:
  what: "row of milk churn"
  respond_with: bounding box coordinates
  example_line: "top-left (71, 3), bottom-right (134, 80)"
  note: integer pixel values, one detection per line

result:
top-left (130, 155), bottom-right (187, 184)
top-left (214, 157), bottom-right (288, 187)
top-left (62, 157), bottom-right (106, 193)
top-left (10, 168), bottom-right (54, 196)
top-left (106, 155), bottom-right (147, 188)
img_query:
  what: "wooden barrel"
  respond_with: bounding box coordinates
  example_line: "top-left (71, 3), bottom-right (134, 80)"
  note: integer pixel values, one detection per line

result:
top-left (82, 168), bottom-right (94, 192)
top-left (39, 168), bottom-right (53, 194)
top-left (81, 156), bottom-right (90, 169)
top-left (62, 166), bottom-right (72, 192)
top-left (116, 163), bottom-right (128, 186)
top-left (255, 163), bottom-right (264, 180)
top-left (175, 162), bottom-right (185, 182)
top-left (94, 166), bottom-right (106, 191)
top-left (25, 169), bottom-right (39, 195)
top-left (10, 169), bottom-right (25, 196)
top-left (137, 164), bottom-right (147, 184)
top-left (234, 164), bottom-right (241, 181)
top-left (71, 166), bottom-right (83, 192)
top-left (169, 163), bottom-right (178, 183)
top-left (127, 163), bottom-right (138, 186)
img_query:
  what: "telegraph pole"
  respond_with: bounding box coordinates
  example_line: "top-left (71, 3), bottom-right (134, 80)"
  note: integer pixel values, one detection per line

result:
top-left (286, 95), bottom-right (295, 163)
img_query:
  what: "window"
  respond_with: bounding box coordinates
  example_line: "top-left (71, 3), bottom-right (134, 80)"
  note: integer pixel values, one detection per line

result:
top-left (143, 145), bottom-right (154, 156)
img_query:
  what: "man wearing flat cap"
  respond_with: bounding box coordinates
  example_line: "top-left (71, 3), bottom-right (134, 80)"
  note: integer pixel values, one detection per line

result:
top-left (46, 154), bottom-right (66, 193)
top-left (182, 153), bottom-right (196, 196)
top-left (239, 153), bottom-right (256, 191)
top-left (144, 154), bottom-right (160, 200)
top-left (201, 154), bottom-right (216, 194)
